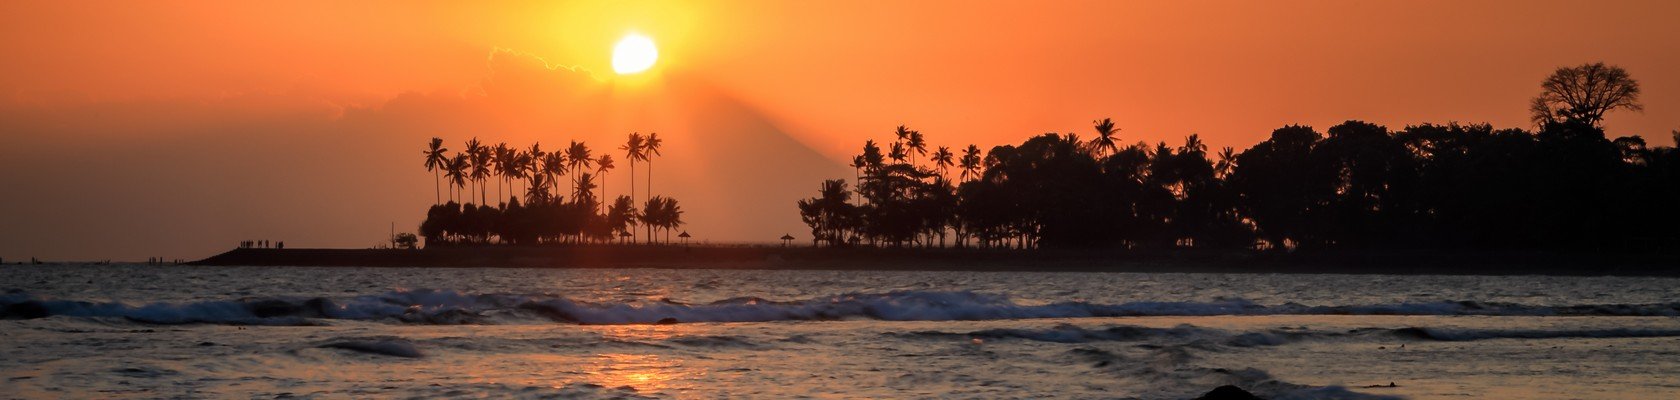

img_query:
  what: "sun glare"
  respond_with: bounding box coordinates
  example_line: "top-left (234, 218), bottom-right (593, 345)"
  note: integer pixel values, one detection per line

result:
top-left (612, 34), bottom-right (659, 74)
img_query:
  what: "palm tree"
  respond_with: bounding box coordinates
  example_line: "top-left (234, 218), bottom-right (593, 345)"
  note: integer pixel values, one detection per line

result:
top-left (907, 129), bottom-right (928, 168)
top-left (464, 138), bottom-right (485, 204)
top-left (662, 197), bottom-right (684, 244)
top-left (621, 133), bottom-right (646, 241)
top-left (525, 143), bottom-right (545, 198)
top-left (1214, 146), bottom-right (1237, 178)
top-left (643, 196), bottom-right (683, 244)
top-left (423, 138), bottom-right (448, 205)
top-left (849, 154), bottom-right (867, 206)
top-left (862, 140), bottom-right (885, 170)
top-left (1090, 118), bottom-right (1120, 158)
top-left (565, 141), bottom-right (593, 199)
top-left (445, 154), bottom-right (469, 203)
top-left (493, 143), bottom-right (512, 204)
top-left (894, 125), bottom-right (913, 145)
top-left (932, 146), bottom-right (954, 179)
top-left (542, 152), bottom-right (566, 201)
top-left (512, 150), bottom-right (532, 197)
top-left (575, 172), bottom-right (598, 205)
top-left (889, 141), bottom-right (908, 165)
top-left (608, 195), bottom-right (638, 242)
top-left (960, 144), bottom-right (982, 182)
top-left (596, 154), bottom-right (615, 212)
top-left (526, 172), bottom-right (551, 204)
top-left (642, 132), bottom-right (664, 242)
top-left (469, 141), bottom-right (491, 205)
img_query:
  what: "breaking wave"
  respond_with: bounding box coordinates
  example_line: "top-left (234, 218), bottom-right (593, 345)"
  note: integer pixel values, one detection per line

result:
top-left (893, 323), bottom-right (1680, 346)
top-left (3, 289), bottom-right (1678, 325)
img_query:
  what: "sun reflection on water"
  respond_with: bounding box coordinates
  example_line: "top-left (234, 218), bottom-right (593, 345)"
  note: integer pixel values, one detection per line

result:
top-left (578, 325), bottom-right (695, 394)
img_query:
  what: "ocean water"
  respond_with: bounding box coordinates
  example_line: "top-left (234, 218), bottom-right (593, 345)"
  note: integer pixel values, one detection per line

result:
top-left (3, 265), bottom-right (1679, 399)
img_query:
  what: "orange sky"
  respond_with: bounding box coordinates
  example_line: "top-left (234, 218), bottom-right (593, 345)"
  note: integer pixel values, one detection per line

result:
top-left (3, 0), bottom-right (1678, 261)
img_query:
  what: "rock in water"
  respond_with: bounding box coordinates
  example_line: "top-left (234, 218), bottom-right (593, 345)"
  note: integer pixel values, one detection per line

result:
top-left (1194, 385), bottom-right (1264, 400)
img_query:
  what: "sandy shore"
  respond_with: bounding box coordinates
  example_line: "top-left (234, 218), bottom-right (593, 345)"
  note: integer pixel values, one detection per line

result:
top-left (185, 245), bottom-right (1680, 276)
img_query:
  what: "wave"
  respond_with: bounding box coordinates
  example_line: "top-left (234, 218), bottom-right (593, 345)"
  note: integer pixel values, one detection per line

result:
top-left (894, 323), bottom-right (1680, 346)
top-left (3, 289), bottom-right (1679, 325)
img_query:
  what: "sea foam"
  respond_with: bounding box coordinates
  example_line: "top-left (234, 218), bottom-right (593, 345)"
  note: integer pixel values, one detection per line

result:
top-left (3, 289), bottom-right (1678, 325)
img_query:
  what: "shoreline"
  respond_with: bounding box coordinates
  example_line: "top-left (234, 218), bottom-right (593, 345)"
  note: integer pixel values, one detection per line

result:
top-left (181, 246), bottom-right (1680, 277)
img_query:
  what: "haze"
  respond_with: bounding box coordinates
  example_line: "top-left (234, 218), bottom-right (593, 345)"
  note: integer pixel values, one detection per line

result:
top-left (3, 0), bottom-right (1678, 261)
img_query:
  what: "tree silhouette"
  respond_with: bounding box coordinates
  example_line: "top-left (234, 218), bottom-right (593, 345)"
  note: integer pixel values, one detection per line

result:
top-left (932, 146), bottom-right (954, 179)
top-left (423, 138), bottom-right (448, 205)
top-left (445, 154), bottom-right (469, 204)
top-left (907, 128), bottom-right (928, 168)
top-left (959, 144), bottom-right (981, 183)
top-left (798, 179), bottom-right (855, 247)
top-left (417, 137), bottom-right (691, 248)
top-left (542, 152), bottom-right (566, 200)
top-left (565, 141), bottom-right (592, 200)
top-left (621, 132), bottom-right (646, 243)
top-left (1089, 118), bottom-right (1121, 157)
top-left (796, 64), bottom-right (1678, 253)
top-left (641, 132), bottom-right (664, 243)
top-left (524, 143), bottom-right (545, 200)
top-left (468, 138), bottom-right (491, 205)
top-left (596, 154), bottom-right (615, 213)
top-left (1531, 62), bottom-right (1642, 127)
top-left (608, 195), bottom-right (637, 242)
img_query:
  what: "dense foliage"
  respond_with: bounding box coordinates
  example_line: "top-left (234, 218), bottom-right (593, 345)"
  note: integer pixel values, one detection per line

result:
top-left (799, 64), bottom-right (1678, 251)
top-left (418, 133), bottom-right (685, 246)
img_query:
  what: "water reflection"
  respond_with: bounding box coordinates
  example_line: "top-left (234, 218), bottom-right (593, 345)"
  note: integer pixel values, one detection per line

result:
top-left (581, 325), bottom-right (694, 394)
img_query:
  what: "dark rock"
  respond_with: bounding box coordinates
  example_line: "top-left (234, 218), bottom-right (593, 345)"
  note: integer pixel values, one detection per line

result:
top-left (1194, 385), bottom-right (1265, 400)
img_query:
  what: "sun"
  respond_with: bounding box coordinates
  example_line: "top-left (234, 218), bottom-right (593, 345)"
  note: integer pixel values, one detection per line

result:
top-left (612, 33), bottom-right (659, 75)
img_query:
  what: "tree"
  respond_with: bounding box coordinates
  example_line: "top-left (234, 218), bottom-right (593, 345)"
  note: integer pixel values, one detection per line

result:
top-left (960, 144), bottom-right (982, 182)
top-left (1531, 62), bottom-right (1642, 127)
top-left (797, 179), bottom-right (856, 247)
top-left (596, 154), bottom-right (615, 212)
top-left (642, 195), bottom-right (683, 244)
top-left (493, 143), bottom-right (513, 204)
top-left (607, 195), bottom-right (638, 241)
top-left (1228, 125), bottom-right (1329, 248)
top-left (1089, 118), bottom-right (1121, 158)
top-left (423, 138), bottom-right (449, 205)
top-left (621, 132), bottom-right (646, 242)
top-left (932, 146), bottom-right (955, 178)
top-left (907, 129), bottom-right (928, 168)
top-left (542, 152), bottom-right (566, 200)
top-left (394, 233), bottom-right (419, 249)
top-left (464, 138), bottom-right (485, 204)
top-left (468, 139), bottom-right (491, 205)
top-left (642, 132), bottom-right (664, 242)
top-left (565, 141), bottom-right (593, 199)
top-left (445, 154), bottom-right (470, 203)
top-left (524, 143), bottom-right (545, 200)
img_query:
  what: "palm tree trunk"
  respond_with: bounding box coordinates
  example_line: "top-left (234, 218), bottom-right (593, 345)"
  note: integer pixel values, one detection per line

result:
top-left (646, 159), bottom-right (653, 244)
top-left (433, 170), bottom-right (441, 205)
top-left (629, 160), bottom-right (636, 244)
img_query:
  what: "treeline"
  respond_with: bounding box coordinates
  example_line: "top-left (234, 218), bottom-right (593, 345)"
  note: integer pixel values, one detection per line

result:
top-left (799, 63), bottom-right (1680, 251)
top-left (419, 133), bottom-right (687, 246)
